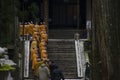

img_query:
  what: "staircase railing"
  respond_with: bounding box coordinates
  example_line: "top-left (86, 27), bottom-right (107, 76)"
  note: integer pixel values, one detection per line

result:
top-left (75, 34), bottom-right (84, 77)
top-left (24, 40), bottom-right (30, 77)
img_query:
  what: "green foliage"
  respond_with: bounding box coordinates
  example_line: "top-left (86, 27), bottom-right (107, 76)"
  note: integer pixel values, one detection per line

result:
top-left (0, 0), bottom-right (20, 46)
top-left (0, 54), bottom-right (4, 58)
top-left (0, 0), bottom-right (15, 45)
top-left (28, 2), bottom-right (39, 22)
top-left (18, 2), bottom-right (40, 22)
top-left (84, 41), bottom-right (91, 51)
top-left (0, 64), bottom-right (15, 71)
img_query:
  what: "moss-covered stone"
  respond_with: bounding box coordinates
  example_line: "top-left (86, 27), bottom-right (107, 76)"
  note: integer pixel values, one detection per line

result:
top-left (0, 64), bottom-right (15, 71)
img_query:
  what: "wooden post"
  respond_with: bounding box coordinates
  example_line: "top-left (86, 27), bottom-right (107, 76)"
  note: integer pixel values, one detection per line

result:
top-left (43, 0), bottom-right (49, 27)
top-left (43, 0), bottom-right (49, 35)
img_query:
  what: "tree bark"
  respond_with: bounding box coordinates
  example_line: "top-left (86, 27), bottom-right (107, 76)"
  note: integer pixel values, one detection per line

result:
top-left (92, 0), bottom-right (120, 80)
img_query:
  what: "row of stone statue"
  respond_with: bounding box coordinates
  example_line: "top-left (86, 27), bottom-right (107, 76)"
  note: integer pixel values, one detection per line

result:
top-left (20, 22), bottom-right (48, 76)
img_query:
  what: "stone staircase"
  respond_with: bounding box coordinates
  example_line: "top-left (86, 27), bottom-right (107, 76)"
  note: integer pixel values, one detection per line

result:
top-left (48, 29), bottom-right (87, 39)
top-left (48, 39), bottom-right (80, 79)
top-left (26, 29), bottom-right (85, 80)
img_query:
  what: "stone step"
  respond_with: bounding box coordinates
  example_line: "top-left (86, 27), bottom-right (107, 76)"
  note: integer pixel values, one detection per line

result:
top-left (48, 49), bottom-right (75, 51)
top-left (47, 45), bottom-right (75, 48)
top-left (48, 39), bottom-right (74, 41)
top-left (59, 66), bottom-right (77, 69)
top-left (56, 64), bottom-right (77, 68)
top-left (48, 47), bottom-right (75, 49)
top-left (48, 52), bottom-right (75, 54)
top-left (48, 48), bottom-right (75, 50)
top-left (24, 78), bottom-right (84, 80)
top-left (63, 74), bottom-right (78, 79)
top-left (49, 48), bottom-right (74, 53)
top-left (48, 43), bottom-right (75, 45)
top-left (48, 51), bottom-right (75, 53)
top-left (48, 48), bottom-right (75, 53)
top-left (48, 54), bottom-right (76, 56)
top-left (48, 62), bottom-right (77, 66)
top-left (48, 59), bottom-right (76, 61)
top-left (48, 30), bottom-right (87, 39)
top-left (48, 40), bottom-right (77, 78)
top-left (48, 57), bottom-right (76, 59)
top-left (48, 56), bottom-right (76, 60)
top-left (48, 42), bottom-right (75, 44)
top-left (48, 39), bottom-right (75, 43)
top-left (52, 60), bottom-right (77, 64)
top-left (49, 54), bottom-right (75, 56)
top-left (48, 40), bottom-right (75, 42)
top-left (48, 54), bottom-right (75, 57)
top-left (48, 46), bottom-right (75, 48)
top-left (48, 52), bottom-right (75, 53)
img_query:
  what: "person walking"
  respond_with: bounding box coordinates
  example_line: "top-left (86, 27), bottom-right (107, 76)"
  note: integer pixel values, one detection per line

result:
top-left (38, 62), bottom-right (50, 80)
top-left (52, 65), bottom-right (64, 80)
top-left (49, 60), bottom-right (56, 80)
top-left (85, 62), bottom-right (91, 80)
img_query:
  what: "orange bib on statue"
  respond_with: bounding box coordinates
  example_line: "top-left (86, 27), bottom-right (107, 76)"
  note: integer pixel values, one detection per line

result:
top-left (32, 53), bottom-right (37, 70)
top-left (29, 23), bottom-right (34, 35)
top-left (40, 25), bottom-right (46, 31)
top-left (39, 42), bottom-right (46, 48)
top-left (31, 41), bottom-right (37, 47)
top-left (39, 46), bottom-right (46, 52)
top-left (30, 47), bottom-right (37, 61)
top-left (41, 50), bottom-right (47, 58)
top-left (41, 33), bottom-right (48, 41)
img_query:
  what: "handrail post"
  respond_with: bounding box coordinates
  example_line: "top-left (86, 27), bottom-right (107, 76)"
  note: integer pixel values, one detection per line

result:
top-left (74, 33), bottom-right (80, 40)
top-left (74, 33), bottom-right (85, 78)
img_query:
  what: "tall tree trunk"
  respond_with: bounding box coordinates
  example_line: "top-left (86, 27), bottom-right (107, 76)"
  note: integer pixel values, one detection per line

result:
top-left (92, 0), bottom-right (120, 80)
